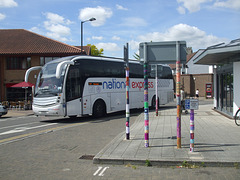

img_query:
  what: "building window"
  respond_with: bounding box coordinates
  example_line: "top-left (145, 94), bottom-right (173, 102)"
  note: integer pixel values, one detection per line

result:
top-left (217, 63), bottom-right (233, 115)
top-left (40, 57), bottom-right (60, 66)
top-left (6, 87), bottom-right (32, 102)
top-left (6, 57), bottom-right (31, 70)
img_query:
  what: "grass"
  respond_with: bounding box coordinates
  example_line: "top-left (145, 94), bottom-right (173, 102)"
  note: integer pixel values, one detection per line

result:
top-left (145, 160), bottom-right (152, 167)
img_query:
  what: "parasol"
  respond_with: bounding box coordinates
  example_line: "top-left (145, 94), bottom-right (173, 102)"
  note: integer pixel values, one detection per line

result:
top-left (11, 81), bottom-right (34, 88)
top-left (11, 82), bottom-right (35, 106)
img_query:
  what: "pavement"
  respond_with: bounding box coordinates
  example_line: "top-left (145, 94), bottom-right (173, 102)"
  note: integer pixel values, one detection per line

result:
top-left (93, 101), bottom-right (240, 167)
top-left (2, 109), bottom-right (34, 118)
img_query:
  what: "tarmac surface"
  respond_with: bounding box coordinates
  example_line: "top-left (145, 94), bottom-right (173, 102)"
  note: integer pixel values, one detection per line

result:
top-left (2, 101), bottom-right (240, 168)
top-left (93, 102), bottom-right (240, 167)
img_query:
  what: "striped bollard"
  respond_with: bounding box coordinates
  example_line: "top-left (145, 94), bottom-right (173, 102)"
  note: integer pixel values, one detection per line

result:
top-left (126, 66), bottom-right (130, 140)
top-left (144, 63), bottom-right (149, 147)
top-left (176, 60), bottom-right (181, 149)
top-left (155, 65), bottom-right (158, 116)
top-left (190, 109), bottom-right (194, 152)
top-left (124, 43), bottom-right (130, 140)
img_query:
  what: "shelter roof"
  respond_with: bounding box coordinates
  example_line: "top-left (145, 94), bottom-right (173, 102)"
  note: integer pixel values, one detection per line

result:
top-left (194, 39), bottom-right (240, 65)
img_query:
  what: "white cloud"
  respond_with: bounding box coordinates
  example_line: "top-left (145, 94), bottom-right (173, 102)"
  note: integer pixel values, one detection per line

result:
top-left (0, 0), bottom-right (17, 8)
top-left (137, 24), bottom-right (227, 50)
top-left (42, 12), bottom-right (72, 42)
top-left (214, 0), bottom-right (240, 10)
top-left (177, 6), bottom-right (186, 14)
top-left (177, 0), bottom-right (211, 13)
top-left (46, 32), bottom-right (69, 42)
top-left (79, 6), bottom-right (112, 27)
top-left (112, 36), bottom-right (121, 41)
top-left (0, 13), bottom-right (6, 20)
top-left (29, 27), bottom-right (42, 34)
top-left (44, 12), bottom-right (73, 25)
top-left (92, 36), bottom-right (103, 40)
top-left (44, 23), bottom-right (70, 36)
top-left (121, 17), bottom-right (147, 27)
top-left (129, 40), bottom-right (140, 51)
top-left (116, 4), bottom-right (128, 10)
top-left (95, 42), bottom-right (121, 51)
top-left (45, 12), bottom-right (64, 24)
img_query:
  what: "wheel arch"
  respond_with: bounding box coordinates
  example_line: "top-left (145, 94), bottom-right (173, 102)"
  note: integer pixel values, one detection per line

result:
top-left (151, 95), bottom-right (160, 108)
top-left (92, 98), bottom-right (107, 117)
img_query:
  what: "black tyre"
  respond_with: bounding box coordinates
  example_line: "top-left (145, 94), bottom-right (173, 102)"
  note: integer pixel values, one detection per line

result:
top-left (93, 100), bottom-right (106, 118)
top-left (151, 95), bottom-right (159, 109)
top-left (69, 115), bottom-right (77, 118)
top-left (235, 109), bottom-right (240, 126)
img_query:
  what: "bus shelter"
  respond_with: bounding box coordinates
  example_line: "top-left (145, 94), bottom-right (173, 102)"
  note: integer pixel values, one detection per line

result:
top-left (193, 39), bottom-right (240, 117)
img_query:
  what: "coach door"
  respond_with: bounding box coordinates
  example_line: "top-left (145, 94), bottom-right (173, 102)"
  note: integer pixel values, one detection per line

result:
top-left (66, 67), bottom-right (82, 116)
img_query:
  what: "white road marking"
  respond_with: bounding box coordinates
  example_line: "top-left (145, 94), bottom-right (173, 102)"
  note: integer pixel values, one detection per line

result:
top-left (98, 167), bottom-right (109, 176)
top-left (0, 122), bottom-right (39, 130)
top-left (0, 123), bottom-right (58, 135)
top-left (93, 166), bottom-right (103, 176)
top-left (0, 116), bottom-right (34, 122)
top-left (93, 166), bottom-right (109, 176)
top-left (0, 122), bottom-right (87, 145)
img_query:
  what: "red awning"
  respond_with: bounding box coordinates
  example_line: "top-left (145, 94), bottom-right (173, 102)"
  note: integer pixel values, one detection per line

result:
top-left (10, 82), bottom-right (35, 88)
top-left (6, 83), bottom-right (15, 88)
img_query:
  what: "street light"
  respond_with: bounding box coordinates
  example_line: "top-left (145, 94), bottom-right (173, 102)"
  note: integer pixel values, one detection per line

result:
top-left (81, 17), bottom-right (96, 54)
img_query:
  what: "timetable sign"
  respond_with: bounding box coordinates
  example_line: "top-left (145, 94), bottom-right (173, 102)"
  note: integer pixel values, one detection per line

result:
top-left (185, 99), bottom-right (199, 110)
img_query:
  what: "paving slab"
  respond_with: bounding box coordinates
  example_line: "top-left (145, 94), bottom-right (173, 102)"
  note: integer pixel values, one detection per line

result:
top-left (94, 103), bottom-right (240, 167)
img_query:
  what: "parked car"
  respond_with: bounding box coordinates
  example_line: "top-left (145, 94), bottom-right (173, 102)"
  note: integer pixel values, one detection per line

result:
top-left (0, 103), bottom-right (8, 117)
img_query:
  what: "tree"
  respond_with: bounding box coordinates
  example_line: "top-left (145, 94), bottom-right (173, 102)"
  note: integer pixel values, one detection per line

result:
top-left (87, 44), bottom-right (104, 56)
top-left (133, 52), bottom-right (140, 60)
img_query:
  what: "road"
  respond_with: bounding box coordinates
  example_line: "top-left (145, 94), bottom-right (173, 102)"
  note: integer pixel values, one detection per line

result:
top-left (0, 103), bottom-right (240, 179)
top-left (0, 110), bottom-right (142, 179)
top-left (0, 115), bottom-right (90, 145)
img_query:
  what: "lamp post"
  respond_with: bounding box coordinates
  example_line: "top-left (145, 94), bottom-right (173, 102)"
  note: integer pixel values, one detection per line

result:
top-left (81, 17), bottom-right (96, 54)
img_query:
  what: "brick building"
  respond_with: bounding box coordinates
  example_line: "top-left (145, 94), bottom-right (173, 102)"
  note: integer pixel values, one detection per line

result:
top-left (0, 29), bottom-right (90, 102)
top-left (171, 49), bottom-right (214, 98)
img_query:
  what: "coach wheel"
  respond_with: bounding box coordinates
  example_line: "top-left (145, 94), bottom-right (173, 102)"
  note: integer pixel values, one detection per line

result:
top-left (151, 95), bottom-right (159, 109)
top-left (93, 99), bottom-right (106, 118)
top-left (69, 115), bottom-right (77, 118)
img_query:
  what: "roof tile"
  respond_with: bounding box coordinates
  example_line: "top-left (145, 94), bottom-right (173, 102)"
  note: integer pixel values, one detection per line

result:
top-left (0, 29), bottom-right (83, 55)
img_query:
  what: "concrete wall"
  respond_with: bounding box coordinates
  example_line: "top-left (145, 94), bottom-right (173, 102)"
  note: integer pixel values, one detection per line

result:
top-left (187, 59), bottom-right (212, 74)
top-left (233, 61), bottom-right (240, 115)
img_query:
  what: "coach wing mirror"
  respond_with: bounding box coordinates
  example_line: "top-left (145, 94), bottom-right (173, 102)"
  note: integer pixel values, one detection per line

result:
top-left (25, 66), bottom-right (42, 82)
top-left (56, 61), bottom-right (74, 79)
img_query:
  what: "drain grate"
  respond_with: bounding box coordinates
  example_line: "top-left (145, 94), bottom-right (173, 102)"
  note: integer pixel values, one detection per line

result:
top-left (168, 136), bottom-right (177, 139)
top-left (79, 154), bottom-right (95, 160)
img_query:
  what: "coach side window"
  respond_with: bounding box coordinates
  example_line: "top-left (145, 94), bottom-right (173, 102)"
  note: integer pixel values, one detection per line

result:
top-left (162, 67), bottom-right (173, 79)
top-left (129, 63), bottom-right (143, 78)
top-left (103, 61), bottom-right (124, 77)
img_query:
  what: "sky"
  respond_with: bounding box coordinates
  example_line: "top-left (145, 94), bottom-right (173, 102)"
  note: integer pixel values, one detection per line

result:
top-left (0, 0), bottom-right (240, 58)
